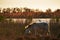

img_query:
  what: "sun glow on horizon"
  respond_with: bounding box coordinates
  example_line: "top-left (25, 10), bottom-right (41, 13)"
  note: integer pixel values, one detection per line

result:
top-left (0, 0), bottom-right (60, 11)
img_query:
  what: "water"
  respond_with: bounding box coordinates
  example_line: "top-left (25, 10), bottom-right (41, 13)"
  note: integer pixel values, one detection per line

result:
top-left (6, 18), bottom-right (51, 24)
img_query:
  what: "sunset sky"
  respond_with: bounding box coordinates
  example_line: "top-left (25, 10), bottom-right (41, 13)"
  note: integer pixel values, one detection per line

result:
top-left (0, 0), bottom-right (60, 11)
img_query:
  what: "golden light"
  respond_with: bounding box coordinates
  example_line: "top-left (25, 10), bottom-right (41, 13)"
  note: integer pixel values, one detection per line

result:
top-left (0, 0), bottom-right (60, 11)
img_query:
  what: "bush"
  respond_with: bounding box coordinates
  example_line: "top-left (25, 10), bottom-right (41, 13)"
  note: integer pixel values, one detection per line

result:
top-left (0, 16), bottom-right (5, 22)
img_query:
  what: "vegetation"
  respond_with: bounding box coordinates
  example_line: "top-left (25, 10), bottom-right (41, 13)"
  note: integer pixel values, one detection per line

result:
top-left (0, 16), bottom-right (5, 22)
top-left (0, 8), bottom-right (60, 18)
top-left (50, 18), bottom-right (60, 38)
top-left (0, 8), bottom-right (60, 40)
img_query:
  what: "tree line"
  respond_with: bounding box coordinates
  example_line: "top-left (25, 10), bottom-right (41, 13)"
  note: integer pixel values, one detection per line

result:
top-left (0, 8), bottom-right (60, 18)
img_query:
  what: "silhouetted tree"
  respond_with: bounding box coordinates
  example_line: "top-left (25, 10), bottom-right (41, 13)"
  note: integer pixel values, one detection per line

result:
top-left (6, 8), bottom-right (11, 13)
top-left (16, 8), bottom-right (21, 12)
top-left (46, 8), bottom-right (52, 13)
top-left (2, 8), bottom-right (7, 13)
top-left (0, 8), bottom-right (1, 13)
top-left (12, 8), bottom-right (16, 13)
top-left (24, 7), bottom-right (31, 12)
